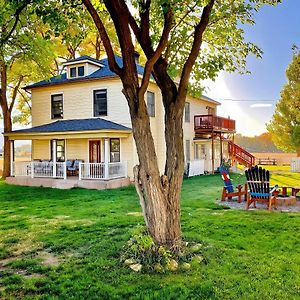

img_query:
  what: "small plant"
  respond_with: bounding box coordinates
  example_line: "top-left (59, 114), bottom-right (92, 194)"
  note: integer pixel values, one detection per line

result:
top-left (120, 226), bottom-right (205, 273)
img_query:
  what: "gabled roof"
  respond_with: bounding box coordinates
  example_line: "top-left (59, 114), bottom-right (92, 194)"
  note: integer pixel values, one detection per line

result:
top-left (10, 118), bottom-right (131, 134)
top-left (24, 55), bottom-right (147, 90)
top-left (63, 55), bottom-right (104, 67)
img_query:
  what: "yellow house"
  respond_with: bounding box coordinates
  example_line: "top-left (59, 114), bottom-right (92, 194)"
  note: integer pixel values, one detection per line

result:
top-left (5, 55), bottom-right (252, 190)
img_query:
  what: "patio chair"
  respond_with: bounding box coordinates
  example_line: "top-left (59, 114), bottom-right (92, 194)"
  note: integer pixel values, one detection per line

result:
top-left (245, 166), bottom-right (278, 211)
top-left (220, 165), bottom-right (247, 203)
top-left (67, 159), bottom-right (83, 176)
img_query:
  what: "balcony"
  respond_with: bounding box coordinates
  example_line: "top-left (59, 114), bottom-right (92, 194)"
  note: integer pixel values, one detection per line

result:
top-left (194, 114), bottom-right (235, 134)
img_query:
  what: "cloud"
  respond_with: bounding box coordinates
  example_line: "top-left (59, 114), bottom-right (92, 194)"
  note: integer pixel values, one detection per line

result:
top-left (250, 103), bottom-right (273, 108)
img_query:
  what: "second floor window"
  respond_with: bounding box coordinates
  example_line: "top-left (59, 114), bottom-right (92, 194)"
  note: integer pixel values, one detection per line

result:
top-left (70, 66), bottom-right (85, 78)
top-left (147, 91), bottom-right (155, 117)
top-left (94, 89), bottom-right (107, 116)
top-left (51, 94), bottom-right (63, 119)
top-left (185, 102), bottom-right (190, 122)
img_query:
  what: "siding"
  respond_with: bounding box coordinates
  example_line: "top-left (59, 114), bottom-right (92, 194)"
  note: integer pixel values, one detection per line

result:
top-left (32, 140), bottom-right (50, 160)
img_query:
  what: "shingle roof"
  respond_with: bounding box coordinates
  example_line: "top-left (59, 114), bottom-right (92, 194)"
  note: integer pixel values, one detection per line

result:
top-left (11, 118), bottom-right (131, 134)
top-left (64, 55), bottom-right (104, 66)
top-left (24, 55), bottom-right (146, 89)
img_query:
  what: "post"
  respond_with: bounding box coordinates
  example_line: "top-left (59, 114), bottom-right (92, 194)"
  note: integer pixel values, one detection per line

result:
top-left (220, 132), bottom-right (223, 164)
top-left (31, 161), bottom-right (34, 178)
top-left (104, 138), bottom-right (109, 179)
top-left (10, 140), bottom-right (14, 176)
top-left (78, 161), bottom-right (82, 180)
top-left (211, 134), bottom-right (215, 174)
top-left (64, 162), bottom-right (67, 180)
top-left (52, 139), bottom-right (57, 178)
top-left (124, 161), bottom-right (127, 177)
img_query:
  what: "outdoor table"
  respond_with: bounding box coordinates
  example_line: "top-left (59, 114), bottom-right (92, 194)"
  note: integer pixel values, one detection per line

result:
top-left (280, 186), bottom-right (300, 197)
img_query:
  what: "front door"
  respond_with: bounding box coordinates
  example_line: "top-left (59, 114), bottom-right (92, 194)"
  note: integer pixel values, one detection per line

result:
top-left (89, 140), bottom-right (101, 163)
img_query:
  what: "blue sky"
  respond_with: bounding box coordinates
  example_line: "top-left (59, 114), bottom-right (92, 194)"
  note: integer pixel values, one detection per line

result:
top-left (206, 0), bottom-right (300, 136)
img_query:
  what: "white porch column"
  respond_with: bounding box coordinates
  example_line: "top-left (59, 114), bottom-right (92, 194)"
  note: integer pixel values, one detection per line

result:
top-left (104, 138), bottom-right (109, 179)
top-left (10, 140), bottom-right (14, 176)
top-left (52, 139), bottom-right (57, 178)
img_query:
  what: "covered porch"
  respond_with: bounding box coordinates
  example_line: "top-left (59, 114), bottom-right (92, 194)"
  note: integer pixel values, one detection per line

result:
top-left (6, 118), bottom-right (133, 189)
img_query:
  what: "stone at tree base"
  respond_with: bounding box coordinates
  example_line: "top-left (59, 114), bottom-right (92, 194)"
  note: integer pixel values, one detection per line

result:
top-left (190, 243), bottom-right (203, 253)
top-left (124, 259), bottom-right (136, 265)
top-left (181, 262), bottom-right (191, 271)
top-left (129, 263), bottom-right (142, 272)
top-left (154, 263), bottom-right (163, 272)
top-left (167, 259), bottom-right (178, 271)
top-left (192, 255), bottom-right (204, 263)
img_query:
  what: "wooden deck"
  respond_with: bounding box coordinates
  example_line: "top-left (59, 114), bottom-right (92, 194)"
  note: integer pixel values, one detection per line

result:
top-left (194, 114), bottom-right (235, 134)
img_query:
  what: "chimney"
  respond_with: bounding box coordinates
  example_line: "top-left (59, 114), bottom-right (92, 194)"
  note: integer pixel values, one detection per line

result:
top-left (134, 51), bottom-right (140, 64)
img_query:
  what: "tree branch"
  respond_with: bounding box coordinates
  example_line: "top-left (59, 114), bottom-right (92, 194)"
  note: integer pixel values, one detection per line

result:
top-left (82, 0), bottom-right (122, 76)
top-left (139, 6), bottom-right (173, 97)
top-left (0, 0), bottom-right (31, 46)
top-left (177, 0), bottom-right (215, 99)
top-left (9, 76), bottom-right (24, 113)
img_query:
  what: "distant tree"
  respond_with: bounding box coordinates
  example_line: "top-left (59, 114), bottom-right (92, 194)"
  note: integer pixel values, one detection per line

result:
top-left (0, 0), bottom-right (55, 178)
top-left (267, 51), bottom-right (300, 156)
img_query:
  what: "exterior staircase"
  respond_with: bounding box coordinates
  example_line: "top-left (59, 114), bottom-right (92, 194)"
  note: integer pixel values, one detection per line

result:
top-left (228, 141), bottom-right (255, 167)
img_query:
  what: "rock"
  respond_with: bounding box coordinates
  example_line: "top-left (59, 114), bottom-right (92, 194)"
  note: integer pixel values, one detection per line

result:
top-left (181, 262), bottom-right (191, 271)
top-left (190, 243), bottom-right (203, 253)
top-left (129, 263), bottom-right (142, 272)
top-left (124, 258), bottom-right (136, 265)
top-left (192, 255), bottom-right (204, 264)
top-left (167, 259), bottom-right (178, 271)
top-left (154, 263), bottom-right (163, 273)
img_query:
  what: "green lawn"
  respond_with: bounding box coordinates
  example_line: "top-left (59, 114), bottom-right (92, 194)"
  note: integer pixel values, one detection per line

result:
top-left (0, 171), bottom-right (300, 299)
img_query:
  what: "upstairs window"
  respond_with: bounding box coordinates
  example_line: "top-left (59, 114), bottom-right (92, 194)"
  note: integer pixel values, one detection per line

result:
top-left (185, 102), bottom-right (190, 122)
top-left (110, 138), bottom-right (120, 162)
top-left (94, 89), bottom-right (107, 116)
top-left (147, 91), bottom-right (155, 117)
top-left (70, 66), bottom-right (85, 78)
top-left (78, 66), bottom-right (85, 77)
top-left (70, 67), bottom-right (76, 78)
top-left (51, 94), bottom-right (63, 119)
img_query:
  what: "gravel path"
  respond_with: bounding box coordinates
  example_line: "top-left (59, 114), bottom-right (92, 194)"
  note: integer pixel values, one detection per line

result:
top-left (217, 197), bottom-right (300, 212)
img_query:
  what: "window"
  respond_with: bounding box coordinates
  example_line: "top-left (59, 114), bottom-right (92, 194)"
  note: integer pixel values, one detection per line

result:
top-left (110, 138), bottom-right (120, 162)
top-left (70, 67), bottom-right (76, 78)
top-left (94, 89), bottom-right (107, 116)
top-left (200, 144), bottom-right (206, 159)
top-left (185, 102), bottom-right (190, 122)
top-left (51, 94), bottom-right (63, 119)
top-left (78, 66), bottom-right (85, 77)
top-left (50, 140), bottom-right (65, 162)
top-left (147, 91), bottom-right (155, 117)
top-left (70, 66), bottom-right (85, 78)
top-left (185, 140), bottom-right (190, 162)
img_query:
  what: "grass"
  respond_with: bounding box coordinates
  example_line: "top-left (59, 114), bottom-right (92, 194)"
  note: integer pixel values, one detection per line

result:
top-left (0, 170), bottom-right (300, 299)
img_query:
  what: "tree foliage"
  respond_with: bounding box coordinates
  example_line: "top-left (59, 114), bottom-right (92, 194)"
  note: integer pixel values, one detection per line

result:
top-left (267, 51), bottom-right (300, 155)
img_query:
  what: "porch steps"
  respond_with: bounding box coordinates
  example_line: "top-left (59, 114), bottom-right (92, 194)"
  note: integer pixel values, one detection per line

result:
top-left (228, 141), bottom-right (255, 167)
top-left (6, 177), bottom-right (131, 190)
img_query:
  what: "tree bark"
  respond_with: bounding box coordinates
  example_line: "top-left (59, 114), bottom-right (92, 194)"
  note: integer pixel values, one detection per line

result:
top-left (0, 61), bottom-right (12, 178)
top-left (297, 147), bottom-right (300, 157)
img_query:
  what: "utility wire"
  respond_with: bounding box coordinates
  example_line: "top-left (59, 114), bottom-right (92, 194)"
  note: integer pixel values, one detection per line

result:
top-left (217, 98), bottom-right (276, 102)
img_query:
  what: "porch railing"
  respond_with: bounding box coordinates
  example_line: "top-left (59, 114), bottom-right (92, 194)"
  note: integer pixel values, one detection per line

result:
top-left (12, 161), bottom-right (67, 179)
top-left (194, 114), bottom-right (236, 132)
top-left (291, 158), bottom-right (300, 172)
top-left (79, 162), bottom-right (127, 180)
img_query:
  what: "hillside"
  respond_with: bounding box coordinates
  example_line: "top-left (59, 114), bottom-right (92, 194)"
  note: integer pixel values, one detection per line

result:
top-left (235, 132), bottom-right (282, 153)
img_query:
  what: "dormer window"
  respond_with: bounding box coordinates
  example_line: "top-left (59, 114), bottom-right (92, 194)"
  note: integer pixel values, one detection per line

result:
top-left (70, 66), bottom-right (85, 78)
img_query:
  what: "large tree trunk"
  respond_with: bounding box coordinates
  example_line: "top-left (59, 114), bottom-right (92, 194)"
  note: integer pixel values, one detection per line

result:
top-left (122, 83), bottom-right (182, 247)
top-left (0, 61), bottom-right (12, 179)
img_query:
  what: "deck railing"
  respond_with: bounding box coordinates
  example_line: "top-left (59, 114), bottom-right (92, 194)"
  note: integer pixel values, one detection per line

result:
top-left (291, 158), bottom-right (300, 172)
top-left (228, 141), bottom-right (255, 167)
top-left (194, 114), bottom-right (236, 132)
top-left (12, 161), bottom-right (67, 179)
top-left (79, 162), bottom-right (127, 180)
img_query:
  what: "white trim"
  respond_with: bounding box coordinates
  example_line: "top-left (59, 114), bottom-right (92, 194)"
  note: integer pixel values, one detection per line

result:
top-left (63, 59), bottom-right (104, 68)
